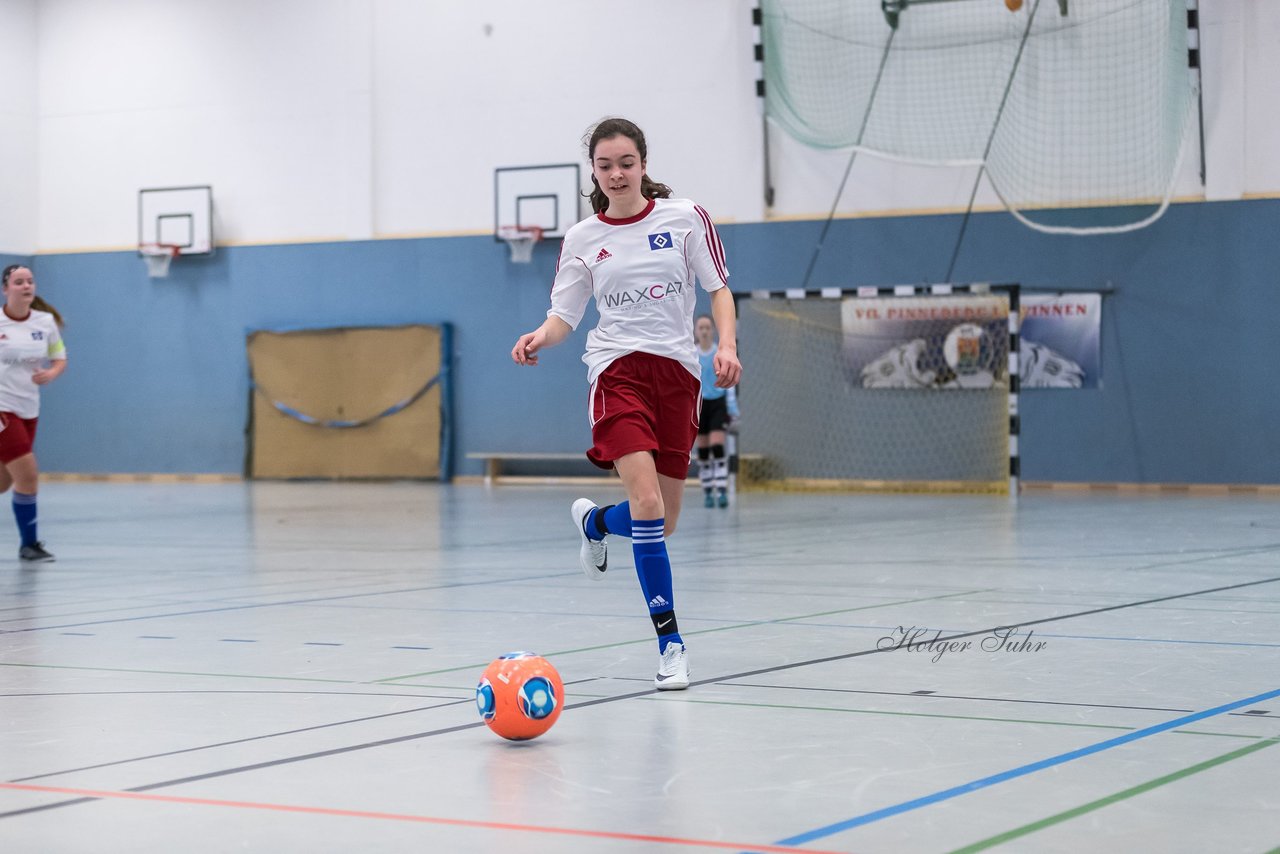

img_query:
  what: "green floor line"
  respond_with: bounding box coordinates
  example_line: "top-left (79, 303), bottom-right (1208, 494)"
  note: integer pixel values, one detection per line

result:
top-left (371, 588), bottom-right (989, 684)
top-left (947, 737), bottom-right (1280, 853)
top-left (658, 697), bottom-right (1264, 741)
top-left (0, 661), bottom-right (358, 685)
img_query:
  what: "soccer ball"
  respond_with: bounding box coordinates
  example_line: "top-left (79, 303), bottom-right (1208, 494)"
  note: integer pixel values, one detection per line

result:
top-left (475, 652), bottom-right (564, 741)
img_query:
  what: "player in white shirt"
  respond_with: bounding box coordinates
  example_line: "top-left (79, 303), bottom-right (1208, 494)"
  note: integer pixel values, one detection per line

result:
top-left (512, 118), bottom-right (741, 689)
top-left (0, 265), bottom-right (68, 562)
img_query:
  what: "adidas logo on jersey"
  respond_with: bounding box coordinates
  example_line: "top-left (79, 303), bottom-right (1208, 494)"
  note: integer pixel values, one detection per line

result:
top-left (648, 594), bottom-right (669, 608)
top-left (595, 248), bottom-right (612, 263)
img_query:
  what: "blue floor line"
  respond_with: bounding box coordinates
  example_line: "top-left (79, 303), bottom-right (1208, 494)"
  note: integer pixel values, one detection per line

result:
top-left (771, 686), bottom-right (1280, 847)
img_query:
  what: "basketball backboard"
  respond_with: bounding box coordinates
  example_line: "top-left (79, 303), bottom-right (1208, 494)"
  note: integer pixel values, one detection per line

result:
top-left (493, 164), bottom-right (580, 241)
top-left (138, 185), bottom-right (214, 256)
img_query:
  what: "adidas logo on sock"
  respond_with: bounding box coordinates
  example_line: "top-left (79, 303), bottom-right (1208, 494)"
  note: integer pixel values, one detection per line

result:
top-left (648, 594), bottom-right (669, 608)
top-left (595, 248), bottom-right (612, 263)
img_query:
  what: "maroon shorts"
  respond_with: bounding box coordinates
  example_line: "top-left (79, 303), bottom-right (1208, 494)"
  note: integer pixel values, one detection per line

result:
top-left (587, 352), bottom-right (701, 480)
top-left (0, 413), bottom-right (38, 464)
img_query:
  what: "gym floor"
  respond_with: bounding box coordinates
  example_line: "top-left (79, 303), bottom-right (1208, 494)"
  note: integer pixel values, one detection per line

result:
top-left (2, 482), bottom-right (1277, 853)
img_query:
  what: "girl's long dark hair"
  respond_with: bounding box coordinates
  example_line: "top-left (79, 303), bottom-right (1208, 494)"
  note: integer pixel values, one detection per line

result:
top-left (584, 117), bottom-right (673, 215)
top-left (2, 265), bottom-right (64, 327)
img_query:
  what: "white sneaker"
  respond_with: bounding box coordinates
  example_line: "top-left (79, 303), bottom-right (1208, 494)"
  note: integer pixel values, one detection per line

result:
top-left (571, 498), bottom-right (608, 580)
top-left (655, 642), bottom-right (690, 690)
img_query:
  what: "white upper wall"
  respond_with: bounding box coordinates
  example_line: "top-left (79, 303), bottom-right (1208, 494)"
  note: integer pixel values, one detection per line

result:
top-left (1242, 0), bottom-right (1280, 194)
top-left (36, 0), bottom-right (373, 251)
top-left (369, 0), bottom-right (761, 237)
top-left (0, 0), bottom-right (38, 254)
top-left (22, 0), bottom-right (1280, 253)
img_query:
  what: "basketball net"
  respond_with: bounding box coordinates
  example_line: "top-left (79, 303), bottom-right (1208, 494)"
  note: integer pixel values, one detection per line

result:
top-left (497, 226), bottom-right (543, 264)
top-left (140, 244), bottom-right (181, 279)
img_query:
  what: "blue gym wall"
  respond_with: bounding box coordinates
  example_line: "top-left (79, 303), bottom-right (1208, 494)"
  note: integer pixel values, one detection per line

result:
top-left (28, 197), bottom-right (1280, 484)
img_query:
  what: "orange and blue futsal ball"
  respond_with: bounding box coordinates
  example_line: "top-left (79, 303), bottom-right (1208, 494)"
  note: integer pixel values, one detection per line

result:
top-left (476, 652), bottom-right (563, 740)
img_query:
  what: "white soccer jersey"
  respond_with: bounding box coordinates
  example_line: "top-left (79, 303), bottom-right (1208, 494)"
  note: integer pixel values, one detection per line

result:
top-left (0, 309), bottom-right (66, 418)
top-left (548, 197), bottom-right (729, 384)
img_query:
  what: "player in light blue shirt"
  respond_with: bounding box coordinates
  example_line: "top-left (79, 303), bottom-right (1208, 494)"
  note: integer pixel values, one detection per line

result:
top-left (694, 315), bottom-right (739, 507)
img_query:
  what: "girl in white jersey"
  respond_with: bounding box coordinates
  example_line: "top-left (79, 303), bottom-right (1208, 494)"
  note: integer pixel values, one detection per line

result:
top-left (0, 266), bottom-right (67, 562)
top-left (512, 118), bottom-right (741, 690)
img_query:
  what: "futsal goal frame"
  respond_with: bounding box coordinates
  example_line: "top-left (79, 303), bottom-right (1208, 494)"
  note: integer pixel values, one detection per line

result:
top-left (733, 282), bottom-right (1021, 496)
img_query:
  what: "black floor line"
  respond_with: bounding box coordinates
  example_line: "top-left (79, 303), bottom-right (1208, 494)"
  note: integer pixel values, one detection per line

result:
top-left (8, 698), bottom-right (473, 785)
top-left (6, 678), bottom-right (603, 784)
top-left (710, 684), bottom-right (1274, 719)
top-left (3, 572), bottom-right (1277, 821)
top-left (0, 689), bottom-right (466, 701)
top-left (693, 682), bottom-right (1198, 715)
top-left (0, 570), bottom-right (577, 635)
top-left (662, 574), bottom-right (1280, 693)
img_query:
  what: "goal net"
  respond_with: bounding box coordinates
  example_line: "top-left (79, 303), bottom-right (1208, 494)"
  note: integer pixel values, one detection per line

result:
top-left (761, 0), bottom-right (1195, 234)
top-left (736, 286), bottom-right (1015, 493)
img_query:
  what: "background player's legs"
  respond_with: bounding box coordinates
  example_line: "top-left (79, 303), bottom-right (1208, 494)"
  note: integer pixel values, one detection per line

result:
top-left (695, 435), bottom-right (713, 506)
top-left (707, 428), bottom-right (729, 507)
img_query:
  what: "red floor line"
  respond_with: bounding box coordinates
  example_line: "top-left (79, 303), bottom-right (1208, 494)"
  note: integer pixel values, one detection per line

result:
top-left (0, 782), bottom-right (852, 854)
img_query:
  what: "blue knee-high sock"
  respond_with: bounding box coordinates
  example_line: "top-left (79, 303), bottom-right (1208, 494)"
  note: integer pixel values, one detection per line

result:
top-left (587, 501), bottom-right (632, 539)
top-left (12, 492), bottom-right (37, 547)
top-left (631, 518), bottom-right (682, 652)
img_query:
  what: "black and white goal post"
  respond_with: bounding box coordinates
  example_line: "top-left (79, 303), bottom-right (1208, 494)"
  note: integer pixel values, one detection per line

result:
top-left (1006, 284), bottom-right (1021, 497)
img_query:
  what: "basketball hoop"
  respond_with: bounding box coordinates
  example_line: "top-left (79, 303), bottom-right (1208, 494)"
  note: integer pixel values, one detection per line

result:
top-left (140, 243), bottom-right (181, 279)
top-left (497, 226), bottom-right (543, 264)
